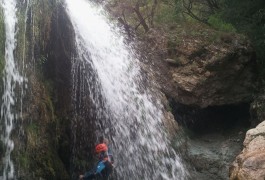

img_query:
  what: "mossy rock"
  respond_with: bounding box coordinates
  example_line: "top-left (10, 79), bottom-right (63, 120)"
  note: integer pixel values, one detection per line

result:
top-left (15, 99), bottom-right (70, 179)
top-left (4, 0), bottom-right (73, 178)
top-left (30, 146), bottom-right (70, 179)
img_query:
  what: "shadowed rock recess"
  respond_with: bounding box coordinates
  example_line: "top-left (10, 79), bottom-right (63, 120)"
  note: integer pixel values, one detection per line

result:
top-left (170, 103), bottom-right (251, 180)
top-left (166, 36), bottom-right (256, 180)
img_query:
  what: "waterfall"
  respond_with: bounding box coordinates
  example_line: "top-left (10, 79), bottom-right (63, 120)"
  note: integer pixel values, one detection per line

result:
top-left (0, 0), bottom-right (24, 179)
top-left (65, 0), bottom-right (188, 179)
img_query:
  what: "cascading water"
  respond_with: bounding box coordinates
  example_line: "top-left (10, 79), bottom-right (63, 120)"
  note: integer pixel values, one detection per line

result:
top-left (0, 0), bottom-right (24, 179)
top-left (65, 0), bottom-right (189, 179)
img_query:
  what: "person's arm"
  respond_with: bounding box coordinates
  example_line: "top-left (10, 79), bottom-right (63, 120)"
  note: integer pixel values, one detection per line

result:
top-left (107, 146), bottom-right (114, 164)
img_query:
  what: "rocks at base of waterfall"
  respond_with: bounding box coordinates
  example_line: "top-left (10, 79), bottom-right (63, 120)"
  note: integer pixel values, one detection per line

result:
top-left (182, 129), bottom-right (246, 180)
top-left (160, 93), bottom-right (180, 137)
top-left (145, 31), bottom-right (257, 108)
top-left (229, 120), bottom-right (265, 180)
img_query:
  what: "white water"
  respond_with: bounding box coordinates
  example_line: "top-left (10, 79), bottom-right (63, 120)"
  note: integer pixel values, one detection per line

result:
top-left (65, 0), bottom-right (188, 179)
top-left (0, 0), bottom-right (23, 179)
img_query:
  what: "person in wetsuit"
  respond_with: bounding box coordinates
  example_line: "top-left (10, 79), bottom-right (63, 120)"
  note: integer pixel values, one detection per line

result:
top-left (79, 136), bottom-right (114, 180)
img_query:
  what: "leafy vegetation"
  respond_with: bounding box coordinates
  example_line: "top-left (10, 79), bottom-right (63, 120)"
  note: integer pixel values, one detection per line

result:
top-left (217, 0), bottom-right (265, 73)
top-left (106, 0), bottom-right (264, 76)
top-left (106, 0), bottom-right (159, 35)
top-left (208, 14), bottom-right (236, 32)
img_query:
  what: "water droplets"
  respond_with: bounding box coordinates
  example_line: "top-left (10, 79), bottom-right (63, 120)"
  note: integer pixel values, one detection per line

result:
top-left (0, 0), bottom-right (24, 179)
top-left (65, 0), bottom-right (188, 179)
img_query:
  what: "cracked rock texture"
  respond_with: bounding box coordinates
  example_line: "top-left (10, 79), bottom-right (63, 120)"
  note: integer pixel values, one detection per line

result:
top-left (230, 120), bottom-right (265, 180)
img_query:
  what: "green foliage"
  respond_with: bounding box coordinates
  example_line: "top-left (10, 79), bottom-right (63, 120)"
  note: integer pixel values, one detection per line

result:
top-left (27, 122), bottom-right (39, 133)
top-left (208, 15), bottom-right (236, 32)
top-left (171, 0), bottom-right (264, 75)
top-left (23, 105), bottom-right (69, 179)
top-left (218, 0), bottom-right (265, 74)
top-left (40, 55), bottom-right (48, 65)
top-left (36, 55), bottom-right (48, 73)
top-left (155, 3), bottom-right (178, 25)
top-left (18, 153), bottom-right (30, 169)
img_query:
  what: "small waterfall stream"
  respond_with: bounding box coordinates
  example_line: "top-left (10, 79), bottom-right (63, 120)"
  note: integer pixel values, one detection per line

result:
top-left (0, 0), bottom-right (24, 179)
top-left (65, 0), bottom-right (188, 179)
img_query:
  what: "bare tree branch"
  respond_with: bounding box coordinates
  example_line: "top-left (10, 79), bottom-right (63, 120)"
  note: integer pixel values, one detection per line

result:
top-left (182, 0), bottom-right (214, 25)
top-left (149, 0), bottom-right (158, 27)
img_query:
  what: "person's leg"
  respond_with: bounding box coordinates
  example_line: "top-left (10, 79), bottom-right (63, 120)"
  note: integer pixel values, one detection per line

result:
top-left (80, 167), bottom-right (97, 180)
top-left (102, 161), bottom-right (113, 179)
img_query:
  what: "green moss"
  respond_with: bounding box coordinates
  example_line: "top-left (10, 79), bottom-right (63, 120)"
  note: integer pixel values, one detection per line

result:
top-left (208, 14), bottom-right (236, 32)
top-left (216, 0), bottom-right (265, 74)
top-left (13, 1), bottom-right (70, 178)
top-left (155, 3), bottom-right (178, 25)
top-left (18, 153), bottom-right (30, 169)
top-left (18, 140), bottom-right (69, 180)
top-left (21, 118), bottom-right (69, 179)
top-left (27, 122), bottom-right (39, 133)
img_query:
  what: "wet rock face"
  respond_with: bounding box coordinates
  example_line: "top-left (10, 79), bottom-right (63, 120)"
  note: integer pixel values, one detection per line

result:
top-left (11, 1), bottom-right (74, 179)
top-left (169, 37), bottom-right (257, 108)
top-left (186, 132), bottom-right (246, 180)
top-left (45, 4), bottom-right (74, 113)
top-left (230, 120), bottom-right (265, 180)
top-left (172, 103), bottom-right (251, 180)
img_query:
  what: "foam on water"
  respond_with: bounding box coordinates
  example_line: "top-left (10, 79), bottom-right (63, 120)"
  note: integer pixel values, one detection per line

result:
top-left (0, 0), bottom-right (24, 179)
top-left (65, 0), bottom-right (189, 179)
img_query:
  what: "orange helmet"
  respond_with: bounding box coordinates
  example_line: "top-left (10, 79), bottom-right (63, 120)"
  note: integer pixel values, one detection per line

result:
top-left (95, 143), bottom-right (108, 154)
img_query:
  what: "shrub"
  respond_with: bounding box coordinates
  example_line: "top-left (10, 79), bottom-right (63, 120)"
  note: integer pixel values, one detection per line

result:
top-left (208, 15), bottom-right (236, 32)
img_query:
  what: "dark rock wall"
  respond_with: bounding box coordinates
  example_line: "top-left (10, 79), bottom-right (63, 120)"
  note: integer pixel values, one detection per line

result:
top-left (43, 3), bottom-right (74, 176)
top-left (45, 4), bottom-right (73, 113)
top-left (12, 1), bottom-right (99, 178)
top-left (10, 1), bottom-right (74, 179)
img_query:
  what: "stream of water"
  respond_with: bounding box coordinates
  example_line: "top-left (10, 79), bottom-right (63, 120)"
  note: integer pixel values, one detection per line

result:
top-left (0, 0), bottom-right (24, 179)
top-left (65, 0), bottom-right (188, 179)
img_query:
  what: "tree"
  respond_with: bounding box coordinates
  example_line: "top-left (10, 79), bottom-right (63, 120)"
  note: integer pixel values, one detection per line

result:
top-left (106, 0), bottom-right (159, 34)
top-left (179, 0), bottom-right (220, 24)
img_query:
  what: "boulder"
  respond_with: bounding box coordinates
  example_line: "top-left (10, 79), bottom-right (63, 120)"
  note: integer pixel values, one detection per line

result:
top-left (144, 31), bottom-right (257, 108)
top-left (230, 120), bottom-right (265, 180)
top-left (169, 36), bottom-right (256, 108)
